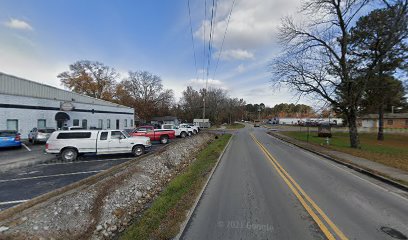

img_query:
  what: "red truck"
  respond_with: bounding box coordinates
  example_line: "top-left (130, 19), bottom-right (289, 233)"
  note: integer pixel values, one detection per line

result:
top-left (130, 125), bottom-right (175, 144)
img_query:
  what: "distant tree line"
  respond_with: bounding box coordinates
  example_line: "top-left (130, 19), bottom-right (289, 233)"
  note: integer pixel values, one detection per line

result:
top-left (57, 61), bottom-right (246, 125)
top-left (243, 103), bottom-right (316, 120)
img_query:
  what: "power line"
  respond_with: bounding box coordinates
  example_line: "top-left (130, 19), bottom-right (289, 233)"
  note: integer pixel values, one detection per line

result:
top-left (206, 0), bottom-right (217, 90)
top-left (202, 0), bottom-right (207, 83)
top-left (202, 0), bottom-right (208, 119)
top-left (187, 0), bottom-right (198, 80)
top-left (213, 0), bottom-right (236, 79)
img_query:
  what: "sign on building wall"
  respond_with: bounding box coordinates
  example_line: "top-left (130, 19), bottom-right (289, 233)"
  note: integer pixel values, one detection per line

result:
top-left (60, 102), bottom-right (75, 111)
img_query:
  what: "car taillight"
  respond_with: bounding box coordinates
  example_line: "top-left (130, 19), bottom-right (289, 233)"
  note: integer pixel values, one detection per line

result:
top-left (15, 135), bottom-right (20, 141)
top-left (46, 143), bottom-right (49, 150)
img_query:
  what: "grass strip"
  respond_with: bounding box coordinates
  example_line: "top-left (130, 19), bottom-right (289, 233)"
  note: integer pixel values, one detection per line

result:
top-left (120, 134), bottom-right (231, 240)
top-left (225, 123), bottom-right (245, 129)
top-left (280, 131), bottom-right (408, 172)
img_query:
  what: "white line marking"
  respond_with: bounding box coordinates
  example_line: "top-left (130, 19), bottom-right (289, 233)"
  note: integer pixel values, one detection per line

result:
top-left (0, 170), bottom-right (102, 183)
top-left (22, 143), bottom-right (31, 152)
top-left (0, 199), bottom-right (29, 206)
top-left (38, 157), bottom-right (134, 166)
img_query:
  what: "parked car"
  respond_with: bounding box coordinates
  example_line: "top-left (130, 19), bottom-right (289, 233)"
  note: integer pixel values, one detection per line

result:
top-left (179, 123), bottom-right (197, 135)
top-left (161, 124), bottom-right (190, 138)
top-left (46, 130), bottom-right (151, 161)
top-left (131, 125), bottom-right (176, 144)
top-left (186, 123), bottom-right (200, 133)
top-left (0, 130), bottom-right (22, 148)
top-left (28, 128), bottom-right (55, 143)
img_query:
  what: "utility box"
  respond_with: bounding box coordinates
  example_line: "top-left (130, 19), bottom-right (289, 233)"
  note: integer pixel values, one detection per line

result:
top-left (193, 119), bottom-right (211, 128)
top-left (318, 123), bottom-right (332, 138)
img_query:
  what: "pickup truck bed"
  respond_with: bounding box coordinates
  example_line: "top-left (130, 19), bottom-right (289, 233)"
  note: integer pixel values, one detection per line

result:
top-left (130, 126), bottom-right (176, 144)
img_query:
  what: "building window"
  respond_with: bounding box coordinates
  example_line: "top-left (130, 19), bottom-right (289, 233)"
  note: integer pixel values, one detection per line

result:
top-left (130, 119), bottom-right (133, 127)
top-left (387, 119), bottom-right (394, 125)
top-left (98, 119), bottom-right (103, 129)
top-left (73, 119), bottom-right (80, 126)
top-left (107, 119), bottom-right (111, 129)
top-left (116, 119), bottom-right (120, 129)
top-left (82, 119), bottom-right (88, 129)
top-left (7, 119), bottom-right (18, 131)
top-left (124, 119), bottom-right (128, 128)
top-left (38, 119), bottom-right (46, 128)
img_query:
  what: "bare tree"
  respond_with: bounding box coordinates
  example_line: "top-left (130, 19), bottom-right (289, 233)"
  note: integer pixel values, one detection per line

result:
top-left (119, 71), bottom-right (174, 122)
top-left (272, 0), bottom-right (371, 148)
top-left (58, 60), bottom-right (119, 100)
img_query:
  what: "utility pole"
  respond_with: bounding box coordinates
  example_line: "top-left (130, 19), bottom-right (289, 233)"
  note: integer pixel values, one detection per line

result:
top-left (203, 98), bottom-right (206, 119)
top-left (258, 107), bottom-right (261, 121)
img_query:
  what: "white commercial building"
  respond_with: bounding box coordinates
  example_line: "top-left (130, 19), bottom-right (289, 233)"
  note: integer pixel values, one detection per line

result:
top-left (0, 72), bottom-right (135, 138)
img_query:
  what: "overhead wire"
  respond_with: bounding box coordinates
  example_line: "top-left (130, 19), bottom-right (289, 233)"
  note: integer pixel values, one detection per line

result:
top-left (187, 0), bottom-right (199, 80)
top-left (212, 0), bottom-right (236, 79)
top-left (202, 0), bottom-right (207, 83)
top-left (205, 0), bottom-right (217, 91)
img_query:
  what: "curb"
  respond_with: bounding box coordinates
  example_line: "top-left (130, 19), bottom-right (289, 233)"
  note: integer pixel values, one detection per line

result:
top-left (174, 135), bottom-right (234, 240)
top-left (268, 132), bottom-right (408, 192)
top-left (0, 155), bottom-right (55, 173)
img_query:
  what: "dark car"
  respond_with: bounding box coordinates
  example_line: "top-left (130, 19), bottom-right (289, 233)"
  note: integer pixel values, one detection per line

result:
top-left (0, 130), bottom-right (22, 148)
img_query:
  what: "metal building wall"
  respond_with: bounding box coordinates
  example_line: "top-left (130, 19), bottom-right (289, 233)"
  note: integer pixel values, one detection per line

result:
top-left (0, 72), bottom-right (131, 109)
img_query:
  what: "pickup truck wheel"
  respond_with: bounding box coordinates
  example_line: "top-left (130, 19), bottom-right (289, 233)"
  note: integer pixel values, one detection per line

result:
top-left (61, 148), bottom-right (78, 162)
top-left (180, 132), bottom-right (187, 138)
top-left (193, 130), bottom-right (198, 134)
top-left (160, 135), bottom-right (169, 144)
top-left (132, 145), bottom-right (145, 157)
top-left (188, 132), bottom-right (192, 136)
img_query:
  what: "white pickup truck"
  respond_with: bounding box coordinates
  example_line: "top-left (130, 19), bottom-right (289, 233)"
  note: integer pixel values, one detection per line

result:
top-left (179, 123), bottom-right (199, 135)
top-left (161, 124), bottom-right (191, 138)
top-left (46, 130), bottom-right (151, 161)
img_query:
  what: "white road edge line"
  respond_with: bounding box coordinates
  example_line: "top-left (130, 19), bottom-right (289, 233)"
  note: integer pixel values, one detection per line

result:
top-left (0, 199), bottom-right (29, 206)
top-left (38, 158), bottom-right (134, 166)
top-left (266, 133), bottom-right (408, 202)
top-left (22, 143), bottom-right (31, 152)
top-left (175, 135), bottom-right (234, 240)
top-left (0, 170), bottom-right (102, 183)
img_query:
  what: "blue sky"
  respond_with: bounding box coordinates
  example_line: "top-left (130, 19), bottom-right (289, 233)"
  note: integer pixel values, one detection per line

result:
top-left (0, 0), bottom-right (318, 106)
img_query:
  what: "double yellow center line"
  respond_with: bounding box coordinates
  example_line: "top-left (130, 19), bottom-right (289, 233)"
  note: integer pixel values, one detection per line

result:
top-left (250, 133), bottom-right (348, 240)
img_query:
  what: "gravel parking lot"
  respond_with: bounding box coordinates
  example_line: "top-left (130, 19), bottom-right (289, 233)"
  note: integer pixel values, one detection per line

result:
top-left (0, 140), bottom-right (173, 211)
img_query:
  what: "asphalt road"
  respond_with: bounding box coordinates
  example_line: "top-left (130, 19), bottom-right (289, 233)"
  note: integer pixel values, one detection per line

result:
top-left (0, 142), bottom-right (166, 211)
top-left (182, 126), bottom-right (408, 240)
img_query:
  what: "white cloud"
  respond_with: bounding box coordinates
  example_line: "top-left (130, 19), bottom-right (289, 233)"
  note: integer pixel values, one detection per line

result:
top-left (195, 0), bottom-right (300, 51)
top-left (189, 78), bottom-right (228, 90)
top-left (4, 18), bottom-right (33, 31)
top-left (217, 49), bottom-right (254, 60)
top-left (235, 64), bottom-right (245, 73)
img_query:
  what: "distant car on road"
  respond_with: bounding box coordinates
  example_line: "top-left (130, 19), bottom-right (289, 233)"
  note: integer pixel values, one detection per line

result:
top-left (131, 125), bottom-right (176, 144)
top-left (46, 130), bottom-right (151, 161)
top-left (28, 128), bottom-right (55, 144)
top-left (0, 130), bottom-right (22, 148)
top-left (254, 121), bottom-right (261, 127)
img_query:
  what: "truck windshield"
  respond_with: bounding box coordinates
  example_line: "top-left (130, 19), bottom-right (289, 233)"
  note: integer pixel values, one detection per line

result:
top-left (122, 131), bottom-right (130, 138)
